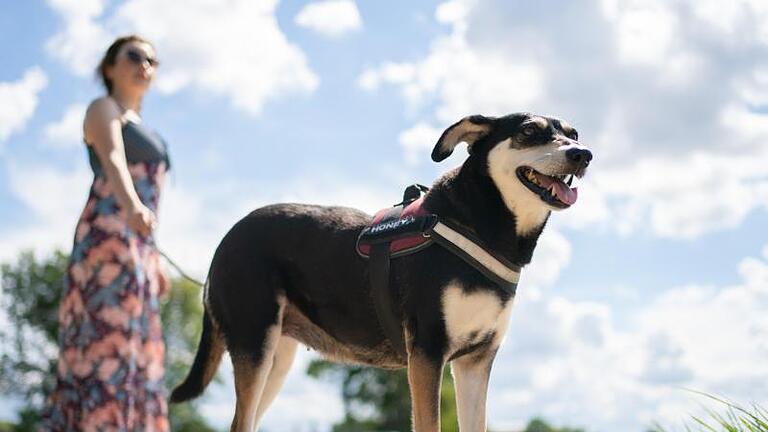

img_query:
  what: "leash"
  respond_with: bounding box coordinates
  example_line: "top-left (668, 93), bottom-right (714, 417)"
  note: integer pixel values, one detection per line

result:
top-left (145, 238), bottom-right (205, 287)
top-left (156, 247), bottom-right (205, 287)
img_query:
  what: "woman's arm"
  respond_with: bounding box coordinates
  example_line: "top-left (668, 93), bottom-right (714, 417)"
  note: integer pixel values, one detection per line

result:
top-left (84, 97), bottom-right (155, 237)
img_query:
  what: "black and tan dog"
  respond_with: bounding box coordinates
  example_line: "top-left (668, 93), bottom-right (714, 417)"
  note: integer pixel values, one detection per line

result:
top-left (170, 113), bottom-right (592, 432)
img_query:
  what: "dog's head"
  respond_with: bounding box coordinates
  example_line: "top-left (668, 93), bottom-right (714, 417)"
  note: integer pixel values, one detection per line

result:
top-left (432, 113), bottom-right (592, 215)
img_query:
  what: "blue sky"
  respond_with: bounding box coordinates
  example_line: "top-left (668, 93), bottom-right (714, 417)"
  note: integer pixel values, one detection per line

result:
top-left (2, 0), bottom-right (768, 431)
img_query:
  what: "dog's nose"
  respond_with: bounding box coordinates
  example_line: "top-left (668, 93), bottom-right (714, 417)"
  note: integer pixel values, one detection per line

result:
top-left (566, 148), bottom-right (592, 166)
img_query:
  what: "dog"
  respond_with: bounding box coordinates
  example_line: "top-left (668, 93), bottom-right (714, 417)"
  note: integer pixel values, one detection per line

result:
top-left (170, 112), bottom-right (592, 432)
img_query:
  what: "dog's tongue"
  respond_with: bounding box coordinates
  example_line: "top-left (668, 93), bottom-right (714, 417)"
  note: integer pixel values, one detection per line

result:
top-left (533, 172), bottom-right (579, 206)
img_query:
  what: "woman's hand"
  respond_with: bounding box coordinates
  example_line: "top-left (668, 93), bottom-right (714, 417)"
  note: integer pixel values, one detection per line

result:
top-left (127, 203), bottom-right (157, 237)
top-left (158, 265), bottom-right (171, 298)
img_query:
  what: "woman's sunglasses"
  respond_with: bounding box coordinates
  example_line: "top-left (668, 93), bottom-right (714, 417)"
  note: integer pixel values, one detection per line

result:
top-left (125, 49), bottom-right (160, 67)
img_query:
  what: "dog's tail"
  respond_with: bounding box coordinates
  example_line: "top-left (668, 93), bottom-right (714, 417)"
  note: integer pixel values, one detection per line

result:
top-left (170, 304), bottom-right (225, 403)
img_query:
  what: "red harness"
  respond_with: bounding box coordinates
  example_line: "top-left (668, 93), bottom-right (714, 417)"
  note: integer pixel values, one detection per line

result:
top-left (356, 196), bottom-right (434, 258)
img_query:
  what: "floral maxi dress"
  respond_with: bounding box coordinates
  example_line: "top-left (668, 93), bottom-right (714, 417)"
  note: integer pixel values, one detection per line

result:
top-left (42, 121), bottom-right (171, 432)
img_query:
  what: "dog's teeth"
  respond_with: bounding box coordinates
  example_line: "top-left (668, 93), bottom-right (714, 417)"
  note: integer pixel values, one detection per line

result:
top-left (566, 175), bottom-right (573, 186)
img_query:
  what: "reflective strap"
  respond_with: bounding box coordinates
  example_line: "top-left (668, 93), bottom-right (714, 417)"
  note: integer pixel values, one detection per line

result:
top-left (431, 222), bottom-right (521, 285)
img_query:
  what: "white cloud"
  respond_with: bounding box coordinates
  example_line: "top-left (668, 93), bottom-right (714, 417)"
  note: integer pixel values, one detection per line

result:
top-left (43, 103), bottom-right (87, 148)
top-left (0, 68), bottom-right (48, 144)
top-left (0, 162), bottom-right (91, 262)
top-left (359, 34), bottom-right (544, 123)
top-left (521, 229), bottom-right (572, 290)
top-left (294, 0), bottom-right (362, 37)
top-left (357, 62), bottom-right (415, 91)
top-left (602, 0), bottom-right (678, 67)
top-left (720, 102), bottom-right (768, 142)
top-left (398, 122), bottom-right (441, 165)
top-left (45, 0), bottom-right (110, 77)
top-left (45, 0), bottom-right (319, 116)
top-left (154, 181), bottom-right (250, 280)
top-left (489, 246), bottom-right (768, 431)
top-left (435, 0), bottom-right (471, 26)
top-left (550, 179), bottom-right (612, 232)
top-left (592, 151), bottom-right (768, 238)
top-left (360, 0), bottom-right (768, 239)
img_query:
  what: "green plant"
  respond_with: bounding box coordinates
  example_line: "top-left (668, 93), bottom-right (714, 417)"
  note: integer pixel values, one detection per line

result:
top-left (651, 391), bottom-right (768, 432)
top-left (307, 360), bottom-right (459, 431)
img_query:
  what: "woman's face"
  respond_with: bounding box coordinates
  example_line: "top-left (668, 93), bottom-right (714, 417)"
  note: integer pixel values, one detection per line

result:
top-left (106, 41), bottom-right (158, 95)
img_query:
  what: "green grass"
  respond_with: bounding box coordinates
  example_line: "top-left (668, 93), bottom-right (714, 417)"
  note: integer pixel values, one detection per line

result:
top-left (652, 390), bottom-right (768, 432)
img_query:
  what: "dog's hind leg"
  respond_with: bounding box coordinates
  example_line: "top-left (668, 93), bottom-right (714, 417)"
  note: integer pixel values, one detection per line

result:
top-left (451, 349), bottom-right (497, 432)
top-left (230, 354), bottom-right (271, 432)
top-left (252, 335), bottom-right (299, 422)
top-left (407, 349), bottom-right (444, 432)
top-left (229, 323), bottom-right (283, 432)
top-left (229, 297), bottom-right (286, 432)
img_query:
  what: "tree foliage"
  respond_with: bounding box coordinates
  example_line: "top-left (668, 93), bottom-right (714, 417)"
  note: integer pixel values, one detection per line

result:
top-left (523, 417), bottom-right (585, 432)
top-left (0, 249), bottom-right (217, 431)
top-left (306, 358), bottom-right (587, 432)
top-left (307, 359), bottom-right (459, 432)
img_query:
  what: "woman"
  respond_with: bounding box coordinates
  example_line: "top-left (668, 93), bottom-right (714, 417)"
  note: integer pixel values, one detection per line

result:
top-left (41, 35), bottom-right (171, 431)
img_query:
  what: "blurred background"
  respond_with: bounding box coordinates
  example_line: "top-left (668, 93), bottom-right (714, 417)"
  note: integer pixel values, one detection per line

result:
top-left (1, 0), bottom-right (767, 431)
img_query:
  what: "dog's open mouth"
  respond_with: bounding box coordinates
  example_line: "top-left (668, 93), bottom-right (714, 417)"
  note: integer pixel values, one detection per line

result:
top-left (516, 167), bottom-right (578, 208)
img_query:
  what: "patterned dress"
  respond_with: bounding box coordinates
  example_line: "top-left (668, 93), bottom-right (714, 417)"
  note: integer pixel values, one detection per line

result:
top-left (41, 120), bottom-right (171, 432)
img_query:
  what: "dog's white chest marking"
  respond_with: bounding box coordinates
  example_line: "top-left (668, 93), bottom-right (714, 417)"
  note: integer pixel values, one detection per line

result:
top-left (442, 284), bottom-right (514, 351)
top-left (487, 139), bottom-right (552, 236)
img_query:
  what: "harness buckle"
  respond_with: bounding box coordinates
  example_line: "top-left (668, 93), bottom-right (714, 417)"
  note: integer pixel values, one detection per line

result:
top-left (394, 183), bottom-right (430, 206)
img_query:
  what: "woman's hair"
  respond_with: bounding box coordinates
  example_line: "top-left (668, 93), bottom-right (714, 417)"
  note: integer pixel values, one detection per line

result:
top-left (96, 35), bottom-right (153, 94)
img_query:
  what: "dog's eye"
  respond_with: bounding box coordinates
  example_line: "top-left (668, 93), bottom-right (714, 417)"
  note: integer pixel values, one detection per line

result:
top-left (567, 130), bottom-right (579, 140)
top-left (522, 126), bottom-right (537, 137)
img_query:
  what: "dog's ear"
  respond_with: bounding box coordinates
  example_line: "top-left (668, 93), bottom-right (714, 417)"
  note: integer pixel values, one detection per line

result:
top-left (431, 115), bottom-right (494, 162)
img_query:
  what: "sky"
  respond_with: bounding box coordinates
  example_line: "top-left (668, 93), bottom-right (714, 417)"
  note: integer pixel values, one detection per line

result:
top-left (1, 0), bottom-right (768, 430)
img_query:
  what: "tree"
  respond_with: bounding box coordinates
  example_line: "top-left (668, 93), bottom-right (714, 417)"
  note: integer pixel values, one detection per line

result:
top-left (306, 359), bottom-right (589, 432)
top-left (0, 250), bottom-right (217, 431)
top-left (523, 417), bottom-right (585, 432)
top-left (307, 359), bottom-right (459, 432)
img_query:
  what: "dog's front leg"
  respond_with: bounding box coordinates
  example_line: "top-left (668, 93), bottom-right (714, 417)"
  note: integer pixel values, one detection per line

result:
top-left (407, 348), bottom-right (444, 432)
top-left (451, 349), bottom-right (497, 432)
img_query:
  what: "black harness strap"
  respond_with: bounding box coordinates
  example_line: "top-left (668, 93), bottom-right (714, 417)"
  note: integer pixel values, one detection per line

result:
top-left (364, 184), bottom-right (431, 360)
top-left (369, 242), bottom-right (408, 359)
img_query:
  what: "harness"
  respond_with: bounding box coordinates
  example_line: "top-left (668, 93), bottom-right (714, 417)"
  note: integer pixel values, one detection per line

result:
top-left (356, 185), bottom-right (522, 360)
